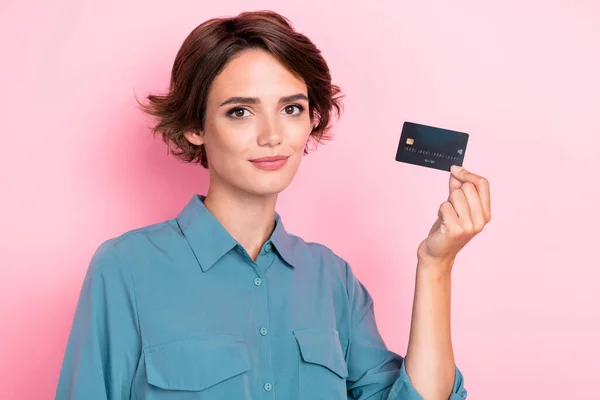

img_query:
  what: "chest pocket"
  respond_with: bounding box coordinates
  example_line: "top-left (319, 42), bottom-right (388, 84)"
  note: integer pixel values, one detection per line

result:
top-left (143, 334), bottom-right (252, 399)
top-left (293, 328), bottom-right (348, 399)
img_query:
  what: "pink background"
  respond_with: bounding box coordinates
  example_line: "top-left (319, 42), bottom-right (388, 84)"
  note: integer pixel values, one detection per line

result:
top-left (1, 1), bottom-right (599, 398)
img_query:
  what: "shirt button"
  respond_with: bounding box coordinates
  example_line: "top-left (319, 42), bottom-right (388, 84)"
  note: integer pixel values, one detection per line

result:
top-left (253, 277), bottom-right (262, 286)
top-left (264, 243), bottom-right (272, 252)
top-left (263, 382), bottom-right (272, 391)
top-left (260, 327), bottom-right (268, 336)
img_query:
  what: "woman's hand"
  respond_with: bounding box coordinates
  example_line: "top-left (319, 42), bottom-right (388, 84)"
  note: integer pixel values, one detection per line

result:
top-left (416, 165), bottom-right (492, 268)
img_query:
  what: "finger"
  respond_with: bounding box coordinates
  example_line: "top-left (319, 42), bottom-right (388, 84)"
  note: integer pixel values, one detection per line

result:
top-left (450, 166), bottom-right (491, 222)
top-left (461, 182), bottom-right (486, 232)
top-left (450, 165), bottom-right (481, 183)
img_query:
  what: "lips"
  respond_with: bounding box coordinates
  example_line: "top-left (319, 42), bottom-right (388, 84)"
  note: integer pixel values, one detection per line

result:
top-left (249, 155), bottom-right (289, 171)
top-left (249, 155), bottom-right (289, 162)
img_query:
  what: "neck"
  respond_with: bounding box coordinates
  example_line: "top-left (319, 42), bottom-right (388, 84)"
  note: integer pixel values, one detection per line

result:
top-left (203, 182), bottom-right (278, 261)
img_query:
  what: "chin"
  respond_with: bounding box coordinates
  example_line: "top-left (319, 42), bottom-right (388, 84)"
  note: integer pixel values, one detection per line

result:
top-left (237, 171), bottom-right (295, 197)
top-left (250, 179), bottom-right (293, 197)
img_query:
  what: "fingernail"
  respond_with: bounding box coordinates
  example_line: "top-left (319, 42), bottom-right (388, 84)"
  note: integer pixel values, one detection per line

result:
top-left (451, 165), bottom-right (462, 173)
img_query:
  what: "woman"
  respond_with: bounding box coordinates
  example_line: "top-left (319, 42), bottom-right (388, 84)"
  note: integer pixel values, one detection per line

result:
top-left (56, 10), bottom-right (490, 400)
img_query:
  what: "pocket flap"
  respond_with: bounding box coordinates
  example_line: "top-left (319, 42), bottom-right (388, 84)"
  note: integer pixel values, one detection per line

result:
top-left (143, 334), bottom-right (251, 391)
top-left (293, 328), bottom-right (349, 379)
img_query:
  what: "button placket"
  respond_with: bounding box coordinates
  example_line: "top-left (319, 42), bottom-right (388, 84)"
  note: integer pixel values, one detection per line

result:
top-left (250, 260), bottom-right (274, 398)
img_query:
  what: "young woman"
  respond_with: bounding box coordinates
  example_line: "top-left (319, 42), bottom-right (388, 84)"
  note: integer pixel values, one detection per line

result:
top-left (56, 10), bottom-right (490, 400)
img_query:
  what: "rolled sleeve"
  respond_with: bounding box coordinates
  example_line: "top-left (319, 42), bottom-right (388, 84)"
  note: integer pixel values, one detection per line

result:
top-left (387, 361), bottom-right (468, 399)
top-left (344, 262), bottom-right (467, 399)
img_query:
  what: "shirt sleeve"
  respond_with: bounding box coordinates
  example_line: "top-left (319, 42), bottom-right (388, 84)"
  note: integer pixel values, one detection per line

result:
top-left (344, 262), bottom-right (468, 400)
top-left (55, 240), bottom-right (142, 400)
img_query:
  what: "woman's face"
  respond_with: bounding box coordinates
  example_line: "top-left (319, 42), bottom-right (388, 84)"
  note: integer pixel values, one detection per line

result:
top-left (186, 48), bottom-right (313, 198)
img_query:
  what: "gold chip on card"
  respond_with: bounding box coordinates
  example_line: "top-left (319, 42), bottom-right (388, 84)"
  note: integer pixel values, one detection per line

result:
top-left (406, 138), bottom-right (414, 145)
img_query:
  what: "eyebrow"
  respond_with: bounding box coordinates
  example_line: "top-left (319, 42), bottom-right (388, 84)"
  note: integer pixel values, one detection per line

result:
top-left (218, 93), bottom-right (309, 107)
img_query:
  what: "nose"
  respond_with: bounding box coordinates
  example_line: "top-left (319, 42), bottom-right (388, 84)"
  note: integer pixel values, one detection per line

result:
top-left (257, 116), bottom-right (282, 147)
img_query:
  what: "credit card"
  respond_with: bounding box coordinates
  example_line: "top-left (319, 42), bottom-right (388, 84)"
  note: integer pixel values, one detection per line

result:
top-left (395, 121), bottom-right (469, 172)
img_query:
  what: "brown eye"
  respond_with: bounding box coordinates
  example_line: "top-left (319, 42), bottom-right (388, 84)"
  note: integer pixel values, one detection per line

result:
top-left (283, 105), bottom-right (303, 115)
top-left (228, 108), bottom-right (250, 119)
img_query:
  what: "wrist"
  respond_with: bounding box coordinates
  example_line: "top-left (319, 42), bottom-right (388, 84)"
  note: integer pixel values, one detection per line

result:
top-left (416, 257), bottom-right (454, 280)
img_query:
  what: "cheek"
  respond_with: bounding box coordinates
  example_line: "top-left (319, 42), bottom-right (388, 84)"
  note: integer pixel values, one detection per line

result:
top-left (289, 122), bottom-right (313, 150)
top-left (209, 122), bottom-right (255, 159)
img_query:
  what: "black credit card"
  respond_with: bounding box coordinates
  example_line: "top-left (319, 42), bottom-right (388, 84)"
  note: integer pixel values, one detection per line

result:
top-left (395, 121), bottom-right (469, 172)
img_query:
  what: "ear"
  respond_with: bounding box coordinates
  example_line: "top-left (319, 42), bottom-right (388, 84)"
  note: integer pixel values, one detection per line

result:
top-left (311, 117), bottom-right (320, 131)
top-left (184, 130), bottom-right (204, 146)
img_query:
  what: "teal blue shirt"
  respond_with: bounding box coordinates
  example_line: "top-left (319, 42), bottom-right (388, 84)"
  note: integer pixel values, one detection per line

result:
top-left (56, 194), bottom-right (467, 399)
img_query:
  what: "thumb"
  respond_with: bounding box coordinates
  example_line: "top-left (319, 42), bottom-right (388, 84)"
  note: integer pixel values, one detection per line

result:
top-left (449, 172), bottom-right (462, 195)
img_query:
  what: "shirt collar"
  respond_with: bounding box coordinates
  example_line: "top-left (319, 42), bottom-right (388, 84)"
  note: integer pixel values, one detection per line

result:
top-left (176, 194), bottom-right (300, 271)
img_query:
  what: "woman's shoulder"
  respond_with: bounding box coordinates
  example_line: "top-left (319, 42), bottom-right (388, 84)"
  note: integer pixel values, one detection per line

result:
top-left (87, 217), bottom-right (180, 273)
top-left (282, 232), bottom-right (351, 276)
top-left (97, 216), bottom-right (184, 250)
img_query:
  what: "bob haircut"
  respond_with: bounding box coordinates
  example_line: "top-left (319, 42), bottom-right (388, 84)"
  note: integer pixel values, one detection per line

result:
top-left (138, 10), bottom-right (344, 168)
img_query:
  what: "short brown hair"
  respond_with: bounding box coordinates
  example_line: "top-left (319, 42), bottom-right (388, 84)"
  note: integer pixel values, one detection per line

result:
top-left (138, 10), bottom-right (344, 168)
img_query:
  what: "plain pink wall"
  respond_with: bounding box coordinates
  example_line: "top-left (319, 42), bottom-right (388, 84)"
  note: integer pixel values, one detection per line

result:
top-left (1, 1), bottom-right (599, 398)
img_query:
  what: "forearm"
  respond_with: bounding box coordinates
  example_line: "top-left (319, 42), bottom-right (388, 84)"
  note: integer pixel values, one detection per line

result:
top-left (404, 258), bottom-right (456, 400)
